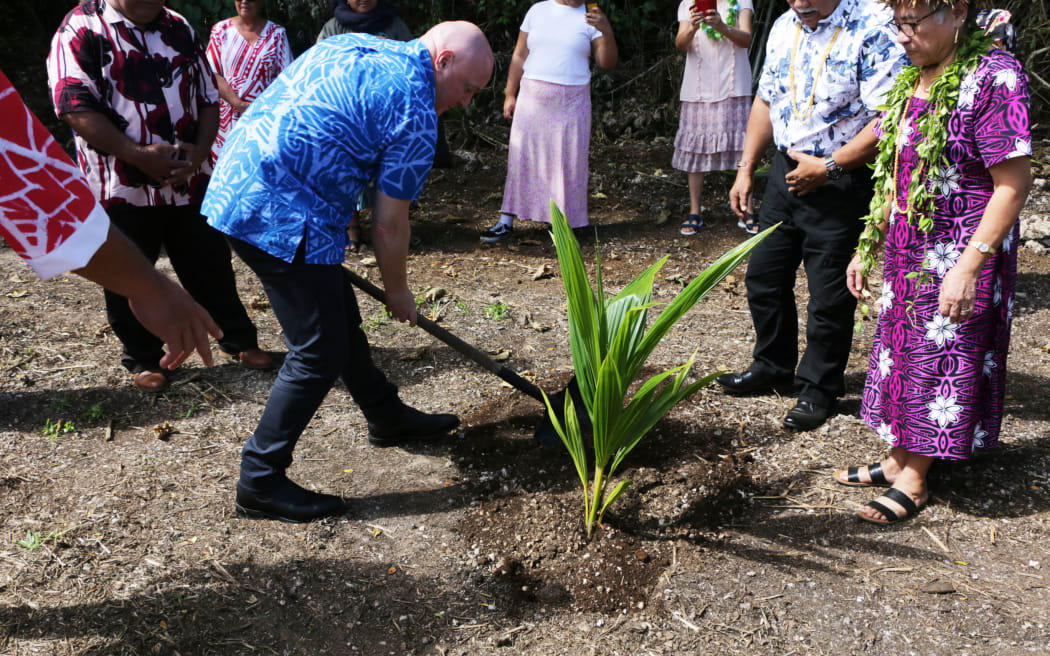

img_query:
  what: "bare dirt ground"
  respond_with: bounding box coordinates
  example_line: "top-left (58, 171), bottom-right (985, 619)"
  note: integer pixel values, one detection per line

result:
top-left (3, 134), bottom-right (1050, 656)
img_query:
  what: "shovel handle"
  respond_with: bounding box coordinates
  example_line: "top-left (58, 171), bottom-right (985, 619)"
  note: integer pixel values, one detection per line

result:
top-left (342, 266), bottom-right (546, 403)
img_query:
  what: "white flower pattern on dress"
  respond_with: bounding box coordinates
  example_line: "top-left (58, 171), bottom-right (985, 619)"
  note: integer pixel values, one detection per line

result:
top-left (972, 423), bottom-right (989, 451)
top-left (994, 67), bottom-right (1018, 91)
top-left (994, 276), bottom-right (1002, 305)
top-left (896, 122), bottom-right (914, 148)
top-left (1007, 296), bottom-right (1015, 322)
top-left (983, 350), bottom-right (997, 377)
top-left (927, 394), bottom-right (962, 428)
top-left (926, 241), bottom-right (960, 276)
top-left (878, 348), bottom-right (893, 378)
top-left (878, 286), bottom-right (894, 311)
top-left (924, 313), bottom-right (958, 348)
top-left (877, 422), bottom-right (895, 445)
top-left (1007, 138), bottom-right (1033, 159)
top-left (957, 74), bottom-right (979, 108)
top-left (929, 164), bottom-right (961, 197)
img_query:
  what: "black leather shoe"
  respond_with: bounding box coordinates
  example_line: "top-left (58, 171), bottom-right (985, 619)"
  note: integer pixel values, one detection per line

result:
top-left (235, 479), bottom-right (344, 523)
top-left (783, 400), bottom-right (830, 431)
top-left (367, 404), bottom-right (460, 447)
top-left (715, 369), bottom-right (794, 395)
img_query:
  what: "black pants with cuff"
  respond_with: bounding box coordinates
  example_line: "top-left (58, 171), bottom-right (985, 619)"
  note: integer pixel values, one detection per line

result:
top-left (229, 237), bottom-right (399, 490)
top-left (744, 150), bottom-right (873, 408)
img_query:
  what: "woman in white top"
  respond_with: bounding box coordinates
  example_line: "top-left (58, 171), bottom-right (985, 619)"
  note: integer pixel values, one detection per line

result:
top-left (673, 0), bottom-right (753, 236)
top-left (480, 0), bottom-right (617, 243)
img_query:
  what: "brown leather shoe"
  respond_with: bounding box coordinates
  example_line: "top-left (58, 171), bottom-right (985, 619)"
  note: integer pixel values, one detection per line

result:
top-left (231, 348), bottom-right (274, 370)
top-left (132, 370), bottom-right (168, 393)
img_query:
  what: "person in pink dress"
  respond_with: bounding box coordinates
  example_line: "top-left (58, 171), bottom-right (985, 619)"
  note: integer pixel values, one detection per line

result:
top-left (206, 0), bottom-right (293, 164)
top-left (480, 0), bottom-right (618, 243)
top-left (841, 0), bottom-right (1032, 524)
top-left (673, 0), bottom-right (754, 237)
top-left (0, 68), bottom-right (220, 371)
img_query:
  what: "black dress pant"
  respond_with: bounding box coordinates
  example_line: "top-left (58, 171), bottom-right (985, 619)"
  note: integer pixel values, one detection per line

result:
top-left (104, 204), bottom-right (259, 372)
top-left (744, 150), bottom-right (874, 407)
top-left (229, 237), bottom-right (398, 489)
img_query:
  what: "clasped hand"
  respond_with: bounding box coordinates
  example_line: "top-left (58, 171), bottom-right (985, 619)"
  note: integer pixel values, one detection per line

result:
top-left (690, 7), bottom-right (726, 32)
top-left (784, 150), bottom-right (828, 196)
top-left (136, 141), bottom-right (204, 188)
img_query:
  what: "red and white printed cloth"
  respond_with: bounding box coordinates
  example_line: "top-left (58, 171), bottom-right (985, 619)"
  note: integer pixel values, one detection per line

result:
top-left (206, 19), bottom-right (292, 163)
top-left (47, 1), bottom-right (219, 208)
top-left (0, 69), bottom-right (108, 279)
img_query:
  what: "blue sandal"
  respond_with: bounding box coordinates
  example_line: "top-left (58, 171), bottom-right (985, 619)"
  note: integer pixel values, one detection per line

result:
top-left (737, 214), bottom-right (759, 235)
top-left (680, 214), bottom-right (703, 236)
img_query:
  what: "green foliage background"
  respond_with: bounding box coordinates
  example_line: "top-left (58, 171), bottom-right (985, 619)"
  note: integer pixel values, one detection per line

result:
top-left (2, 0), bottom-right (1047, 144)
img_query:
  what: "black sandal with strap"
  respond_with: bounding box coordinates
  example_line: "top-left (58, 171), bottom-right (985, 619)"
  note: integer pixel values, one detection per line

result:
top-left (680, 214), bottom-right (703, 237)
top-left (834, 462), bottom-right (890, 487)
top-left (859, 487), bottom-right (923, 525)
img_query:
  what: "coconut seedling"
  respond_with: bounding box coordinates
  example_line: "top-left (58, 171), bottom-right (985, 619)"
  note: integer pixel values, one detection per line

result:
top-left (543, 202), bottom-right (774, 537)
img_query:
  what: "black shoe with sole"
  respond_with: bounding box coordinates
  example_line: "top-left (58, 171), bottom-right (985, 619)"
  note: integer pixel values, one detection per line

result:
top-left (235, 479), bottom-right (344, 523)
top-left (715, 369), bottom-right (794, 395)
top-left (782, 400), bottom-right (831, 431)
top-left (367, 404), bottom-right (460, 447)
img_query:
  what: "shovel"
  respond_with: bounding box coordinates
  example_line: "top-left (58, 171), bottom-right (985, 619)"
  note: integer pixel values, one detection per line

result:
top-left (342, 265), bottom-right (590, 445)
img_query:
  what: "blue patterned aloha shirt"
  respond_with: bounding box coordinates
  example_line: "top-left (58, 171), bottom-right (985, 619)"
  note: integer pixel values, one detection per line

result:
top-left (202, 34), bottom-right (437, 264)
top-left (757, 0), bottom-right (906, 156)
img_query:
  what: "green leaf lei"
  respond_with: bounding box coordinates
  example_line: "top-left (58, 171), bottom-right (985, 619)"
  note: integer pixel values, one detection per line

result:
top-left (856, 30), bottom-right (991, 283)
top-left (701, 0), bottom-right (738, 40)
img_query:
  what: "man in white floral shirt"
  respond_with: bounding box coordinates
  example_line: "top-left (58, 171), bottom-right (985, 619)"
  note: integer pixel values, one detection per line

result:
top-left (722, 0), bottom-right (907, 431)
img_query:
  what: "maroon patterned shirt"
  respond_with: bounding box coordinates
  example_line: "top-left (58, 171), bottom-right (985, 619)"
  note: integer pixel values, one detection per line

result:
top-left (47, 0), bottom-right (219, 208)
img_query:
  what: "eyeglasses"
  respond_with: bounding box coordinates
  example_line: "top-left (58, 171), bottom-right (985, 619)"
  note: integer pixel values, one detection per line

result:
top-left (891, 7), bottom-right (941, 37)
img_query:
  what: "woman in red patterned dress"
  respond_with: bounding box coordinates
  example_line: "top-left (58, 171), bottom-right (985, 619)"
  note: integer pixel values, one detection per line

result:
top-left (206, 0), bottom-right (293, 164)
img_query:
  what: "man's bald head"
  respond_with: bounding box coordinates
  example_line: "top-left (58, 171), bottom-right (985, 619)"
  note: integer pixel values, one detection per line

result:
top-left (421, 21), bottom-right (494, 114)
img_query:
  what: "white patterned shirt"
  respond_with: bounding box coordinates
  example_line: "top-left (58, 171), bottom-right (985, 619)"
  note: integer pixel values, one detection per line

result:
top-left (757, 0), bottom-right (906, 156)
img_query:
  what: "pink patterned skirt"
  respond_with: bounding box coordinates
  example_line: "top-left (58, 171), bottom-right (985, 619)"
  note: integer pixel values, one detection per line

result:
top-left (672, 96), bottom-right (751, 173)
top-left (502, 78), bottom-right (591, 228)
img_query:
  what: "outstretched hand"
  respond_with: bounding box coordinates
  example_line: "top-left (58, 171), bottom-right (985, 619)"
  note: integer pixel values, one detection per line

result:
top-left (128, 275), bottom-right (223, 369)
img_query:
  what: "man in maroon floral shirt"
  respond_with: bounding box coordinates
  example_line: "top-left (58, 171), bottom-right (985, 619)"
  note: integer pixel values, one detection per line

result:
top-left (47, 0), bottom-right (273, 392)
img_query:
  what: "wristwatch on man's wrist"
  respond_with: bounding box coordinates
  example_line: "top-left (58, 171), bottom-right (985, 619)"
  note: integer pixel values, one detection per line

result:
top-left (824, 155), bottom-right (844, 180)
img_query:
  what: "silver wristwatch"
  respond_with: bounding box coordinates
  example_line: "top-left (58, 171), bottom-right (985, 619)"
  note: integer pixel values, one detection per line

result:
top-left (824, 156), bottom-right (844, 181)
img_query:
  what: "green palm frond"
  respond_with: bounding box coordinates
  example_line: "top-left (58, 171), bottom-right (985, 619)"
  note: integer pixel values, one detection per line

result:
top-left (548, 202), bottom-right (775, 537)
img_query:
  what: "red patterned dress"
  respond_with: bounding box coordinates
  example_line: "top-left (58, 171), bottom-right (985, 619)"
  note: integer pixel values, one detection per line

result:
top-left (206, 19), bottom-right (292, 163)
top-left (862, 50), bottom-right (1032, 459)
top-left (0, 69), bottom-right (108, 279)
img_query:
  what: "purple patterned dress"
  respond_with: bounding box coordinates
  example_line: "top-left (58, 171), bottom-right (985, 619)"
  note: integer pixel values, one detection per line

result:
top-left (861, 50), bottom-right (1031, 460)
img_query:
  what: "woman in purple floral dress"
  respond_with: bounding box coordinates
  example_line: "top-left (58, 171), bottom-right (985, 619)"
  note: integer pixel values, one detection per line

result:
top-left (838, 0), bottom-right (1032, 524)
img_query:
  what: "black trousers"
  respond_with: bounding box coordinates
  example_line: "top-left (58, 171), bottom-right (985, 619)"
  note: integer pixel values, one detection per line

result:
top-left (229, 237), bottom-right (398, 489)
top-left (744, 150), bottom-right (874, 407)
top-left (104, 204), bottom-right (259, 373)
